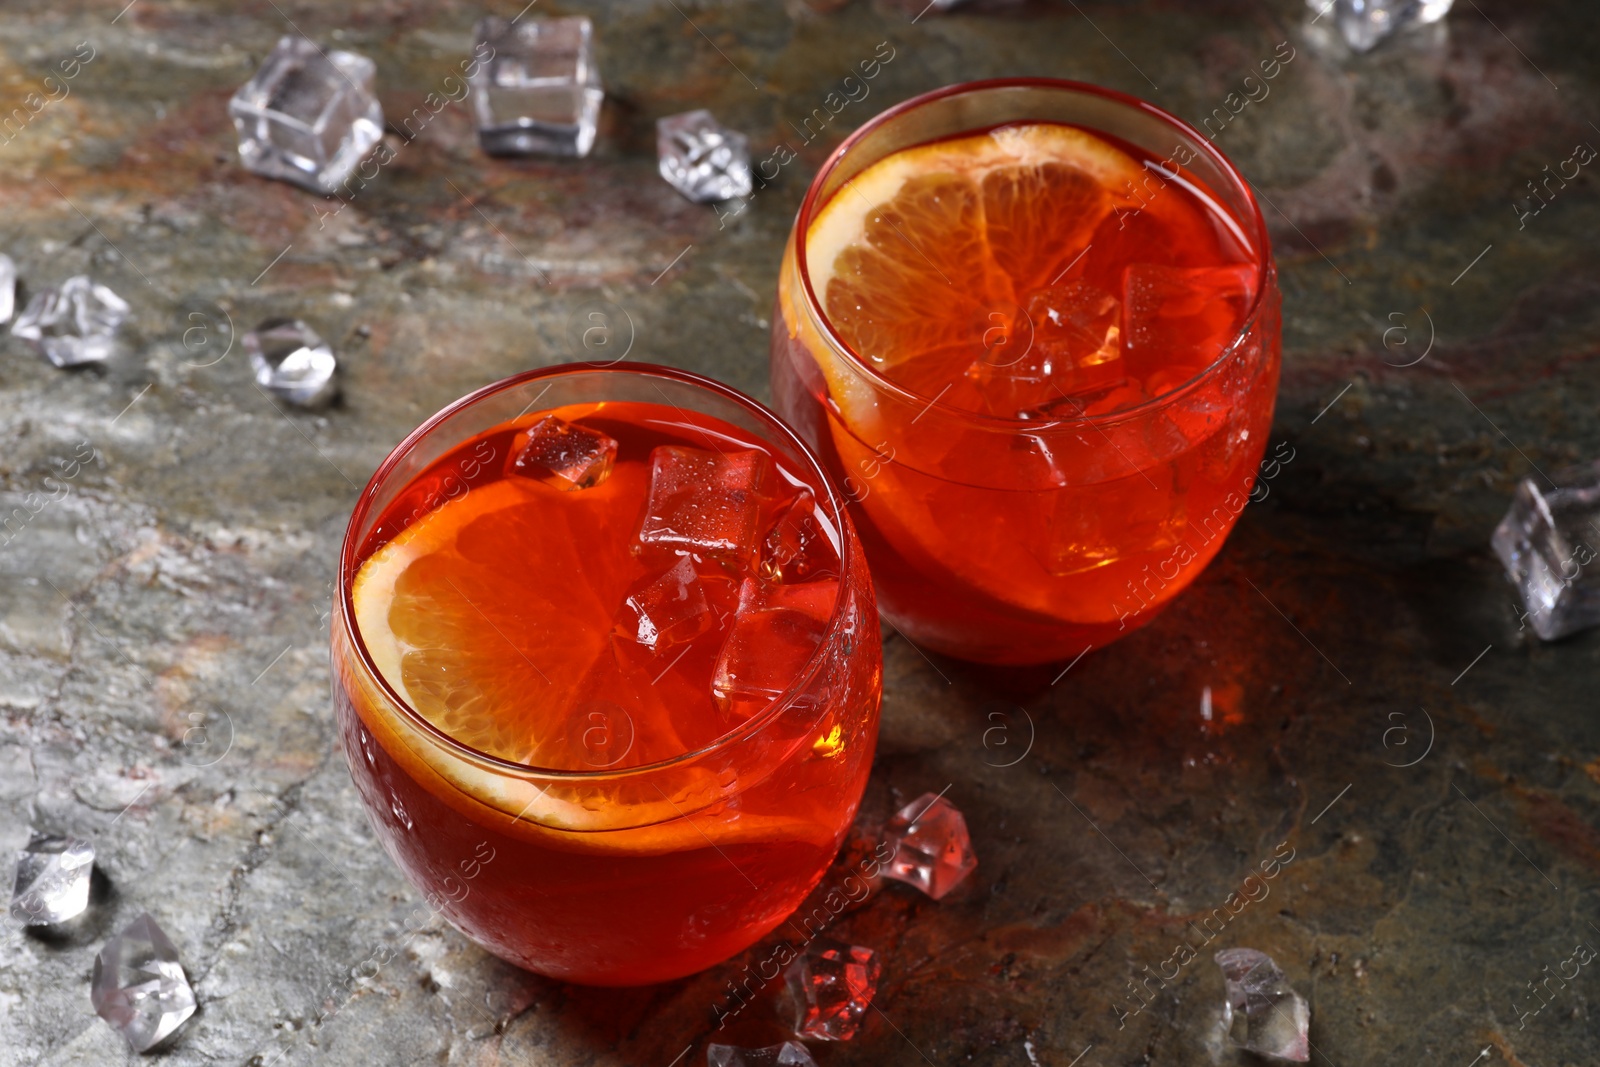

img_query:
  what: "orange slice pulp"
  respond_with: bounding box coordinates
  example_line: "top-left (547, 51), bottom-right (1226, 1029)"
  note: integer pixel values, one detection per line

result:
top-left (351, 463), bottom-right (830, 851)
top-left (803, 122), bottom-right (1154, 413)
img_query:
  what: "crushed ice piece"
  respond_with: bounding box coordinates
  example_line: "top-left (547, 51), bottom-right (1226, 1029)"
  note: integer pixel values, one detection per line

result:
top-left (712, 578), bottom-right (837, 718)
top-left (881, 792), bottom-right (977, 900)
top-left (91, 913), bottom-right (198, 1053)
top-left (508, 414), bottom-right (618, 490)
top-left (470, 16), bottom-right (603, 158)
top-left (636, 446), bottom-right (775, 564)
top-left (243, 318), bottom-right (338, 408)
top-left (617, 555), bottom-right (715, 652)
top-left (783, 938), bottom-right (879, 1042)
top-left (228, 35), bottom-right (384, 194)
top-left (1306, 0), bottom-right (1453, 52)
top-left (657, 109), bottom-right (753, 203)
top-left (11, 275), bottom-right (130, 367)
top-left (760, 491), bottom-right (840, 583)
top-left (1492, 467), bottom-right (1600, 640)
top-left (0, 253), bottom-right (15, 324)
top-left (10, 829), bottom-right (94, 925)
top-left (707, 1041), bottom-right (817, 1067)
top-left (1215, 947), bottom-right (1311, 1063)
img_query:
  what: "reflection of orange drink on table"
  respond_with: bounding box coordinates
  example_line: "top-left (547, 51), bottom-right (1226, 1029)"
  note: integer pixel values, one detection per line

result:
top-left (773, 79), bottom-right (1281, 664)
top-left (333, 365), bottom-right (881, 985)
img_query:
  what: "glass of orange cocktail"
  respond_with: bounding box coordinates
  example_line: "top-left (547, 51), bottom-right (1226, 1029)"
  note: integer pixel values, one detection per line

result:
top-left (332, 363), bottom-right (881, 986)
top-left (772, 78), bottom-right (1281, 665)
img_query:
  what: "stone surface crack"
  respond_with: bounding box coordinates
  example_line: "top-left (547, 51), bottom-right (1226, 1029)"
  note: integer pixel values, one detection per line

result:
top-left (189, 752), bottom-right (332, 987)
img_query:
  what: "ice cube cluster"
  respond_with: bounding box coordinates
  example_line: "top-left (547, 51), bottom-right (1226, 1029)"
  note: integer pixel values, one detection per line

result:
top-left (960, 264), bottom-right (1257, 421)
top-left (505, 415), bottom-right (842, 721)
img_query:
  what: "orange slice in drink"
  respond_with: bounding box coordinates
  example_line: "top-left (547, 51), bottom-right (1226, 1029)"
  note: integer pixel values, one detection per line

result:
top-left (352, 473), bottom-right (833, 850)
top-left (795, 124), bottom-right (1157, 624)
top-left (804, 122), bottom-right (1151, 415)
top-left (354, 478), bottom-right (627, 768)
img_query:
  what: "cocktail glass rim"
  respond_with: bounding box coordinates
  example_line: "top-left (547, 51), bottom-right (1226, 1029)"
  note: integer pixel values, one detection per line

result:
top-left (337, 360), bottom-right (863, 781)
top-left (792, 75), bottom-right (1273, 428)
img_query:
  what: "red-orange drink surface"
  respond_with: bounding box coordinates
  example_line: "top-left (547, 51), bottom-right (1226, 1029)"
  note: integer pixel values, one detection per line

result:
top-left (333, 370), bottom-right (881, 986)
top-left (773, 81), bottom-right (1281, 664)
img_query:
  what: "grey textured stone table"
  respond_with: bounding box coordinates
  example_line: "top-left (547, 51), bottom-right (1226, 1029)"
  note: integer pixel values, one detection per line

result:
top-left (2, 1), bottom-right (1598, 1064)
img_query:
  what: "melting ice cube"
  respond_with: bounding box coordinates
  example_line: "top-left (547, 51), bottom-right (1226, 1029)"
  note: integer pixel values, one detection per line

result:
top-left (712, 578), bottom-right (838, 718)
top-left (508, 414), bottom-right (618, 490)
top-left (1023, 282), bottom-right (1124, 392)
top-left (760, 491), bottom-right (840, 583)
top-left (1307, 0), bottom-right (1453, 52)
top-left (1492, 468), bottom-right (1600, 640)
top-left (10, 829), bottom-right (94, 925)
top-left (1123, 263), bottom-right (1257, 388)
top-left (1028, 467), bottom-right (1186, 577)
top-left (616, 555), bottom-right (715, 652)
top-left (0, 253), bottom-right (15, 324)
top-left (963, 284), bottom-right (1126, 418)
top-left (11, 275), bottom-right (130, 368)
top-left (707, 1041), bottom-right (817, 1067)
top-left (657, 109), bottom-right (753, 203)
top-left (469, 16), bottom-right (603, 158)
top-left (228, 35), bottom-right (384, 194)
top-left (243, 318), bottom-right (338, 408)
top-left (783, 938), bottom-right (880, 1042)
top-left (636, 446), bottom-right (774, 564)
top-left (91, 913), bottom-right (197, 1052)
top-left (1215, 948), bottom-right (1311, 1062)
top-left (881, 792), bottom-right (977, 900)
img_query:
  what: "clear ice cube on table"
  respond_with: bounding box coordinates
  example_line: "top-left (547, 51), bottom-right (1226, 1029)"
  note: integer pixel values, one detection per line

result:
top-left (508, 414), bottom-right (618, 490)
top-left (10, 275), bottom-right (130, 367)
top-left (881, 792), bottom-right (977, 900)
top-left (657, 109), bottom-right (753, 203)
top-left (228, 35), bottom-right (384, 195)
top-left (0, 253), bottom-right (15, 323)
top-left (617, 555), bottom-right (715, 652)
top-left (1492, 468), bottom-right (1600, 640)
top-left (1307, 0), bottom-right (1453, 52)
top-left (707, 1041), bottom-right (817, 1067)
top-left (1123, 263), bottom-right (1257, 387)
top-left (243, 318), bottom-right (338, 408)
top-left (1214, 948), bottom-right (1311, 1063)
top-left (712, 578), bottom-right (838, 718)
top-left (10, 829), bottom-right (94, 925)
top-left (760, 491), bottom-right (840, 583)
top-left (91, 913), bottom-right (197, 1053)
top-left (636, 446), bottom-right (775, 563)
top-left (783, 938), bottom-right (880, 1042)
top-left (470, 16), bottom-right (603, 158)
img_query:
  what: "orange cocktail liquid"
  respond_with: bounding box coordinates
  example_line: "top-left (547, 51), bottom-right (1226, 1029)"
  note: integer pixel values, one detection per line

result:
top-left (773, 121), bottom-right (1280, 663)
top-left (333, 400), bottom-right (880, 985)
